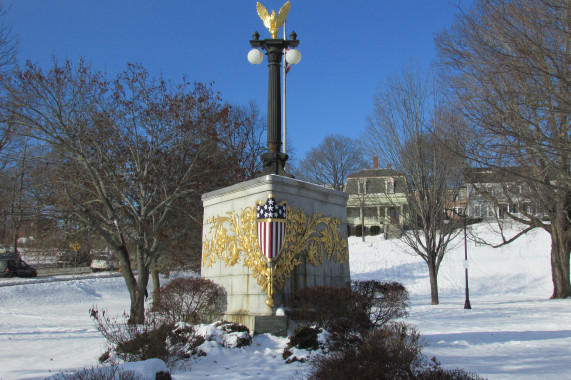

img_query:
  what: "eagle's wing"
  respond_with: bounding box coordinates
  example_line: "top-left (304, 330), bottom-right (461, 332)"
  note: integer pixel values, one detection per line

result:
top-left (257, 2), bottom-right (271, 28)
top-left (275, 1), bottom-right (291, 29)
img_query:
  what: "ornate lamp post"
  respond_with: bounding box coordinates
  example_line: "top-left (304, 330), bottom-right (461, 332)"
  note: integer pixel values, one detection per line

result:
top-left (248, 2), bottom-right (301, 176)
top-left (445, 208), bottom-right (472, 309)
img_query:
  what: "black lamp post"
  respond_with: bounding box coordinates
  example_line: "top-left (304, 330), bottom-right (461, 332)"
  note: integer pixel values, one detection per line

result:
top-left (445, 208), bottom-right (472, 310)
top-left (248, 31), bottom-right (300, 176)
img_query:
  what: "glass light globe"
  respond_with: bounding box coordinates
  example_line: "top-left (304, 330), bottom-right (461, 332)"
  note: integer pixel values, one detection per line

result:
top-left (247, 49), bottom-right (263, 65)
top-left (285, 49), bottom-right (301, 65)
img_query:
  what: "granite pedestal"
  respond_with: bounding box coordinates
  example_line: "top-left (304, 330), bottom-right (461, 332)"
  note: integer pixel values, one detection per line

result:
top-left (201, 175), bottom-right (349, 335)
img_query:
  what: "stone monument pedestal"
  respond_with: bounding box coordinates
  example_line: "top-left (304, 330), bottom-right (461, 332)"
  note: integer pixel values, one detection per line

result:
top-left (201, 175), bottom-right (349, 335)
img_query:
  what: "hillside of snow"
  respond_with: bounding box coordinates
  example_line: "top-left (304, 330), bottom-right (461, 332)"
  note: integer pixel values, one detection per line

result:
top-left (0, 223), bottom-right (569, 379)
top-left (350, 223), bottom-right (553, 299)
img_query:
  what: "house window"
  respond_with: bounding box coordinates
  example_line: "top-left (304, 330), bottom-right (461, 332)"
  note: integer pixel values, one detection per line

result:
top-left (509, 204), bottom-right (518, 213)
top-left (498, 205), bottom-right (508, 219)
top-left (473, 205), bottom-right (481, 217)
top-left (347, 207), bottom-right (360, 220)
top-left (364, 207), bottom-right (377, 221)
top-left (524, 203), bottom-right (533, 214)
top-left (455, 207), bottom-right (463, 216)
top-left (386, 181), bottom-right (394, 194)
top-left (358, 180), bottom-right (368, 194)
top-left (389, 207), bottom-right (399, 224)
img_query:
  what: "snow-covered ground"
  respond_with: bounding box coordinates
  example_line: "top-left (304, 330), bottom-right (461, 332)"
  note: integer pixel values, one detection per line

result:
top-left (0, 223), bottom-right (569, 379)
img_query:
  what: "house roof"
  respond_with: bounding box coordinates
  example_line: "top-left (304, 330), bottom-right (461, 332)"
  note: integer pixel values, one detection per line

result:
top-left (347, 168), bottom-right (404, 179)
top-left (464, 167), bottom-right (530, 183)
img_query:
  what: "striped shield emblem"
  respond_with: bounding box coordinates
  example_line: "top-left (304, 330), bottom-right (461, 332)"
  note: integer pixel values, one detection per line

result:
top-left (256, 194), bottom-right (287, 262)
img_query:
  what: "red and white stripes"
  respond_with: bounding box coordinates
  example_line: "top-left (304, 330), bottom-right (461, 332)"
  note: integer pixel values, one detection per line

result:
top-left (257, 220), bottom-right (286, 261)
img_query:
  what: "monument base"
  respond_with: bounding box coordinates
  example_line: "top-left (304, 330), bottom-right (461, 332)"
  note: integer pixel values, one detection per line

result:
top-left (202, 174), bottom-right (349, 334)
top-left (254, 315), bottom-right (288, 336)
top-left (221, 314), bottom-right (288, 336)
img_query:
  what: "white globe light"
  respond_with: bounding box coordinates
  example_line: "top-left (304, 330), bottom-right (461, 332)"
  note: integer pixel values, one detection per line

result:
top-left (247, 49), bottom-right (263, 65)
top-left (285, 49), bottom-right (301, 65)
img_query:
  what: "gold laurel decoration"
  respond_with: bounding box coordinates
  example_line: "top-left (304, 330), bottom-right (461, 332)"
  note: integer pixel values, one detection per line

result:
top-left (202, 206), bottom-right (271, 296)
top-left (202, 205), bottom-right (349, 302)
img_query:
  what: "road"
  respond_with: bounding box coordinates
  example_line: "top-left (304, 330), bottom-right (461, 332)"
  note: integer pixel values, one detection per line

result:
top-left (0, 266), bottom-right (122, 287)
top-left (36, 265), bottom-right (94, 277)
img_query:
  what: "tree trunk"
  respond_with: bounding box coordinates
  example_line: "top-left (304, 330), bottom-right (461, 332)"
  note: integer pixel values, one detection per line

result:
top-left (549, 219), bottom-right (571, 299)
top-left (428, 259), bottom-right (440, 305)
top-left (151, 255), bottom-right (160, 305)
top-left (11, 228), bottom-right (18, 255)
top-left (128, 263), bottom-right (150, 324)
top-left (123, 270), bottom-right (147, 325)
top-left (116, 245), bottom-right (148, 324)
top-left (128, 286), bottom-right (147, 325)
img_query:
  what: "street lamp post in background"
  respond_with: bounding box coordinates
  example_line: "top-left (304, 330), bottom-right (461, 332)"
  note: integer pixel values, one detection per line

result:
top-left (247, 2), bottom-right (301, 177)
top-left (445, 208), bottom-right (472, 310)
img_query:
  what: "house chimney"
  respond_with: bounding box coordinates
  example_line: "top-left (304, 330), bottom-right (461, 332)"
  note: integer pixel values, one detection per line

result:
top-left (387, 163), bottom-right (392, 169)
top-left (373, 156), bottom-right (379, 169)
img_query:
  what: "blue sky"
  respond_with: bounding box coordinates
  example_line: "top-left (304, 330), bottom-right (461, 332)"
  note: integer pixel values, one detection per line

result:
top-left (5, 0), bottom-right (472, 167)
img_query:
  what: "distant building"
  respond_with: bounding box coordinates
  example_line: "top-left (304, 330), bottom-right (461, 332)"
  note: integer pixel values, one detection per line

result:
top-left (345, 157), bottom-right (408, 237)
top-left (446, 186), bottom-right (468, 220)
top-left (464, 167), bottom-right (545, 221)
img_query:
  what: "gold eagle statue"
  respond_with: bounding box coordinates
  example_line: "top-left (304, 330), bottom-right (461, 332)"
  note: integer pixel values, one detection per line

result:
top-left (256, 1), bottom-right (291, 39)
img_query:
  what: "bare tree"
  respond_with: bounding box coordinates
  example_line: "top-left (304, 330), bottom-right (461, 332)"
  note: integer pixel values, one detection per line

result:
top-left (228, 101), bottom-right (266, 179)
top-left (0, 1), bottom-right (16, 77)
top-left (0, 0), bottom-right (19, 178)
top-left (0, 137), bottom-right (55, 255)
top-left (365, 66), bottom-right (465, 305)
top-left (436, 0), bottom-right (571, 298)
top-left (296, 134), bottom-right (367, 191)
top-left (5, 138), bottom-right (28, 252)
top-left (2, 61), bottom-right (237, 323)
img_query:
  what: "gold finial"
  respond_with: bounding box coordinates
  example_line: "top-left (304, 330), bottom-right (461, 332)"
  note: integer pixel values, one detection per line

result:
top-left (256, 1), bottom-right (291, 39)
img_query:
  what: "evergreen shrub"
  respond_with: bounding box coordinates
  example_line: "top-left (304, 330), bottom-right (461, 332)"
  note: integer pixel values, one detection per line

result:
top-left (370, 225), bottom-right (382, 235)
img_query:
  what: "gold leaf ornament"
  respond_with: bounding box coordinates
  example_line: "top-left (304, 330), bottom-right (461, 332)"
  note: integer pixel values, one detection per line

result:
top-left (256, 1), bottom-right (291, 39)
top-left (202, 204), bottom-right (348, 307)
